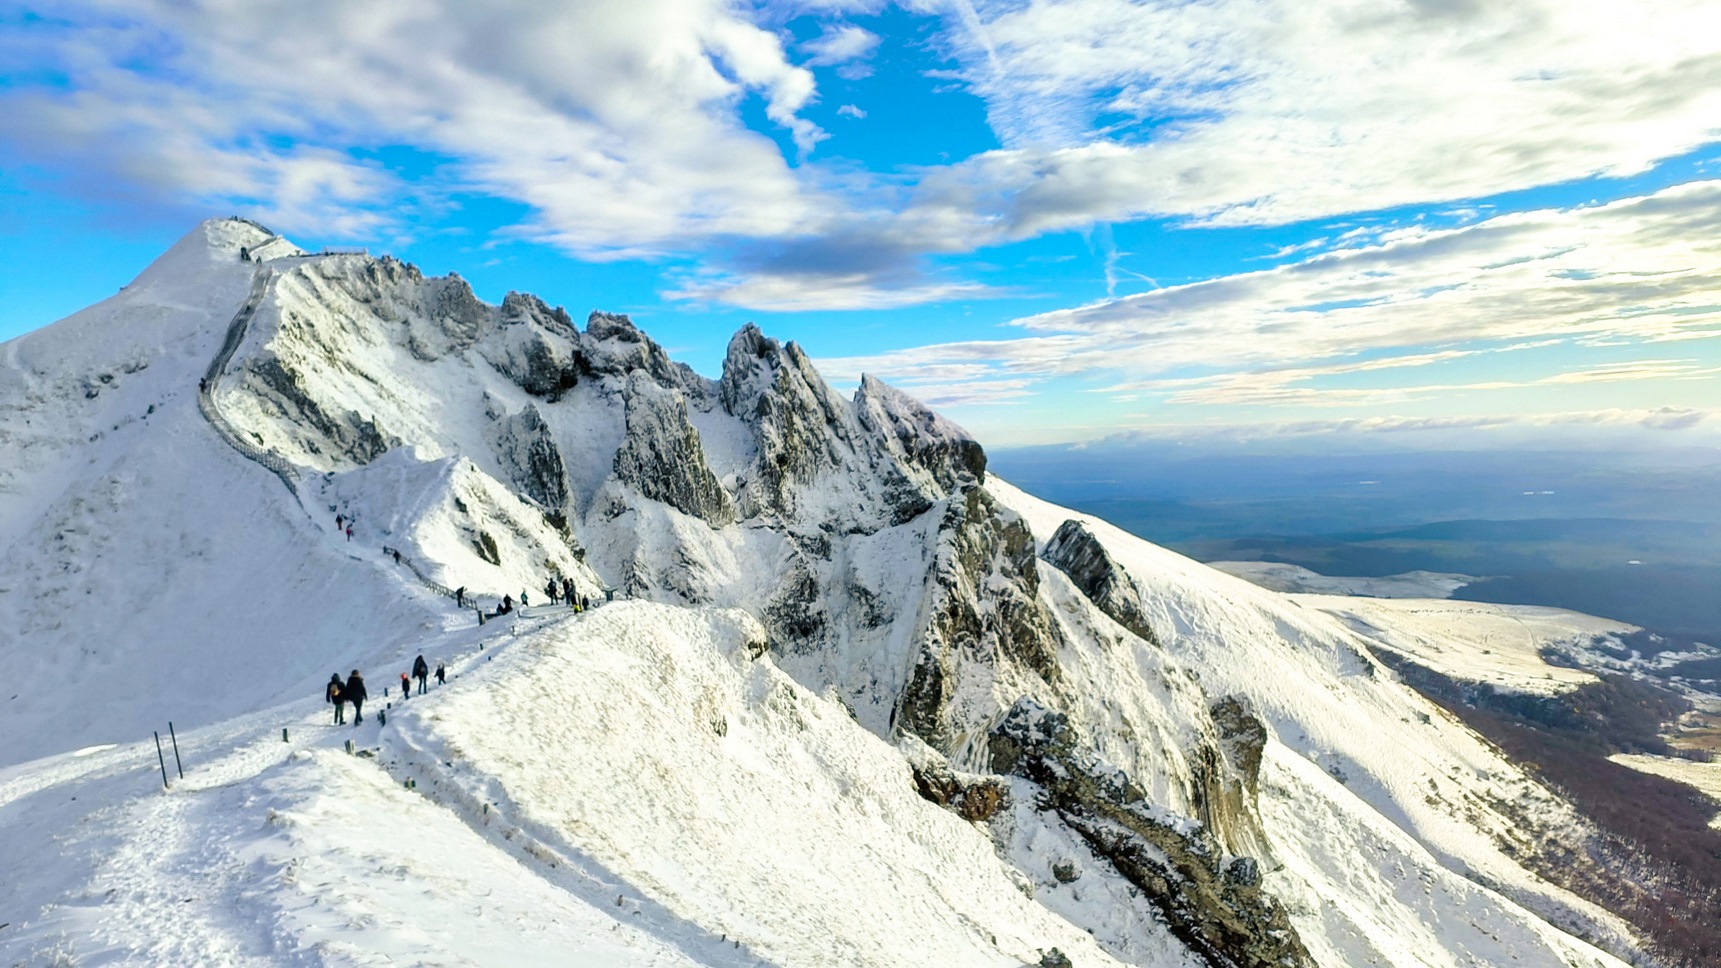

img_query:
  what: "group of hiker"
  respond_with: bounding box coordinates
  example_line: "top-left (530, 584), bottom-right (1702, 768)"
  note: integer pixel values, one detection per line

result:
top-left (324, 654), bottom-right (445, 725)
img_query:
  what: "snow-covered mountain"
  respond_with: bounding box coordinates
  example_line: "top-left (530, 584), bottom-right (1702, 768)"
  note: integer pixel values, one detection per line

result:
top-left (0, 219), bottom-right (1658, 966)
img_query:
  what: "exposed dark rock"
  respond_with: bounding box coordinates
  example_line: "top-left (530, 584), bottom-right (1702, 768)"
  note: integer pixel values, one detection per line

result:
top-left (409, 273), bottom-right (492, 361)
top-left (486, 404), bottom-right (572, 516)
top-left (1193, 697), bottom-right (1274, 861)
top-left (474, 531), bottom-right (501, 565)
top-left (911, 760), bottom-right (1008, 822)
top-left (1051, 861), bottom-right (1080, 883)
top-left (1038, 949), bottom-right (1072, 968)
top-left (582, 311), bottom-right (705, 395)
top-left (990, 699), bottom-right (1312, 968)
top-left (896, 487), bottom-right (1062, 749)
top-left (237, 356), bottom-right (393, 465)
top-left (719, 325), bottom-right (852, 520)
top-left (1042, 520), bottom-right (1160, 646)
top-left (612, 372), bottom-right (734, 526)
top-left (479, 296), bottom-right (581, 399)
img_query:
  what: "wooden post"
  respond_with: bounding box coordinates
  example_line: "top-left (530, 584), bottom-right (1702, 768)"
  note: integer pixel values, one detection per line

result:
top-left (153, 732), bottom-right (170, 790)
top-left (282, 727), bottom-right (289, 743)
top-left (167, 721), bottom-right (184, 778)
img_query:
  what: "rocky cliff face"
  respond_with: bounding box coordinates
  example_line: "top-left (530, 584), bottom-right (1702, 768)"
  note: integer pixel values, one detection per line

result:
top-left (991, 700), bottom-right (1311, 968)
top-left (612, 371), bottom-right (734, 527)
top-left (192, 238), bottom-right (1628, 968)
top-left (1044, 518), bottom-right (1161, 646)
top-left (485, 402), bottom-right (573, 520)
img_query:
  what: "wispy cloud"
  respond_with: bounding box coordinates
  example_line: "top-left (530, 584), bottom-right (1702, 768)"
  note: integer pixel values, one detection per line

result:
top-left (801, 23), bottom-right (881, 78)
top-left (921, 0), bottom-right (1721, 227)
top-left (821, 181), bottom-right (1721, 403)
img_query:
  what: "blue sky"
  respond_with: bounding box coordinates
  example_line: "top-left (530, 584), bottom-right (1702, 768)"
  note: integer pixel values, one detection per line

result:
top-left (3, 0), bottom-right (1720, 448)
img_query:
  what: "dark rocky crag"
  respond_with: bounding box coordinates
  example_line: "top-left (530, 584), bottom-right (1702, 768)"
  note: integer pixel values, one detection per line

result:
top-left (991, 700), bottom-right (1311, 968)
top-left (1043, 519), bottom-right (1161, 647)
top-left (613, 371), bottom-right (734, 527)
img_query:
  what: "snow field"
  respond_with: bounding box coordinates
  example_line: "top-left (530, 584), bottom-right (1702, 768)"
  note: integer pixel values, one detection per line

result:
top-left (386, 600), bottom-right (1147, 968)
top-left (986, 479), bottom-right (1638, 966)
top-left (1293, 595), bottom-right (1623, 697)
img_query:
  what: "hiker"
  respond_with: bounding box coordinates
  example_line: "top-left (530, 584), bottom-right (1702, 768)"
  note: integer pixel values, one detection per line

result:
top-left (455, 586), bottom-right (466, 608)
top-left (345, 670), bottom-right (368, 725)
top-left (562, 577), bottom-right (574, 605)
top-left (393, 549), bottom-right (402, 565)
top-left (413, 654), bottom-right (429, 695)
top-left (435, 663), bottom-right (446, 686)
top-left (400, 672), bottom-right (412, 699)
top-left (336, 513), bottom-right (344, 531)
top-left (502, 594), bottom-right (513, 614)
top-left (545, 578), bottom-right (558, 604)
top-left (521, 590), bottom-right (529, 607)
top-left (345, 525), bottom-right (353, 542)
top-left (580, 595), bottom-right (589, 611)
top-left (326, 673), bottom-right (345, 725)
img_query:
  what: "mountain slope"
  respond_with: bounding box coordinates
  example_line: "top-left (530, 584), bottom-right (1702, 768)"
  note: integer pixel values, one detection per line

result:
top-left (0, 220), bottom-right (1653, 967)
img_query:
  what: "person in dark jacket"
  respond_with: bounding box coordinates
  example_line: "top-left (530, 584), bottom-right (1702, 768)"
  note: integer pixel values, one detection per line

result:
top-left (326, 673), bottom-right (345, 725)
top-left (502, 594), bottom-right (513, 614)
top-left (345, 670), bottom-right (368, 725)
top-left (435, 663), bottom-right (446, 686)
top-left (412, 654), bottom-right (429, 695)
top-left (545, 578), bottom-right (559, 604)
top-left (455, 586), bottom-right (466, 608)
top-left (563, 577), bottom-right (575, 606)
top-left (399, 671), bottom-right (412, 699)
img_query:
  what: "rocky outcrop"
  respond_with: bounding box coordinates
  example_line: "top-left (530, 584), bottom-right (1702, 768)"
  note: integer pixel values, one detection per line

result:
top-left (1193, 697), bottom-right (1274, 862)
top-left (990, 700), bottom-right (1311, 968)
top-left (1043, 519), bottom-right (1160, 646)
top-left (582, 311), bottom-right (705, 396)
top-left (612, 371), bottom-right (734, 526)
top-left (896, 487), bottom-right (1062, 751)
top-left (478, 293), bottom-right (581, 400)
top-left (485, 404), bottom-right (572, 518)
top-left (719, 324), bottom-right (853, 521)
top-left (853, 374), bottom-right (987, 517)
top-left (234, 356), bottom-right (394, 465)
top-left (910, 759), bottom-right (1008, 823)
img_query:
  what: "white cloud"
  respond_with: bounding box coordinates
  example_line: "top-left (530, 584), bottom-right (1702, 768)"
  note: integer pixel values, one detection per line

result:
top-left (7, 0), bottom-right (1721, 314)
top-left (819, 181), bottom-right (1721, 402)
top-left (801, 24), bottom-right (880, 68)
top-left (918, 0), bottom-right (1721, 228)
top-left (837, 104), bottom-right (867, 119)
top-left (4, 0), bottom-right (827, 247)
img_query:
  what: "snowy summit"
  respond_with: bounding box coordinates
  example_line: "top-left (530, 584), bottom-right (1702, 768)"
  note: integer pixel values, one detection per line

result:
top-left (0, 220), bottom-right (1653, 966)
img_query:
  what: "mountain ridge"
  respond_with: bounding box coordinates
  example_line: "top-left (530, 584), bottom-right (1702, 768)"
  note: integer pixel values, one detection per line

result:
top-left (0, 218), bottom-right (1664, 967)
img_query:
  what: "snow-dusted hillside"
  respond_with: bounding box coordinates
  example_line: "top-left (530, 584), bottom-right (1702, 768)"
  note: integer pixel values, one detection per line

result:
top-left (0, 220), bottom-right (1652, 967)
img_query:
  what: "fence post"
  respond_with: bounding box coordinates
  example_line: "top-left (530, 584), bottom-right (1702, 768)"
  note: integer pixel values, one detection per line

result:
top-left (168, 721), bottom-right (184, 778)
top-left (153, 732), bottom-right (170, 790)
top-left (282, 727), bottom-right (289, 743)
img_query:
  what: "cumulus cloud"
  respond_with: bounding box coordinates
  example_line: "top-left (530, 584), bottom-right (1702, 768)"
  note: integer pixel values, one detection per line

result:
top-left (6, 0), bottom-right (1721, 313)
top-left (4, 0), bottom-right (826, 246)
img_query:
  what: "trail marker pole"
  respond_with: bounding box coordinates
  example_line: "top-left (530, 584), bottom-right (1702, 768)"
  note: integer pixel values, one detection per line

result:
top-left (152, 732), bottom-right (170, 790)
top-left (167, 721), bottom-right (184, 778)
top-left (282, 727), bottom-right (289, 743)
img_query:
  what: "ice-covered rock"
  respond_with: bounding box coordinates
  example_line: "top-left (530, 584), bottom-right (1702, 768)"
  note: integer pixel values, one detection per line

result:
top-left (612, 371), bottom-right (734, 526)
top-left (485, 403), bottom-right (573, 519)
top-left (1043, 518), bottom-right (1161, 646)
